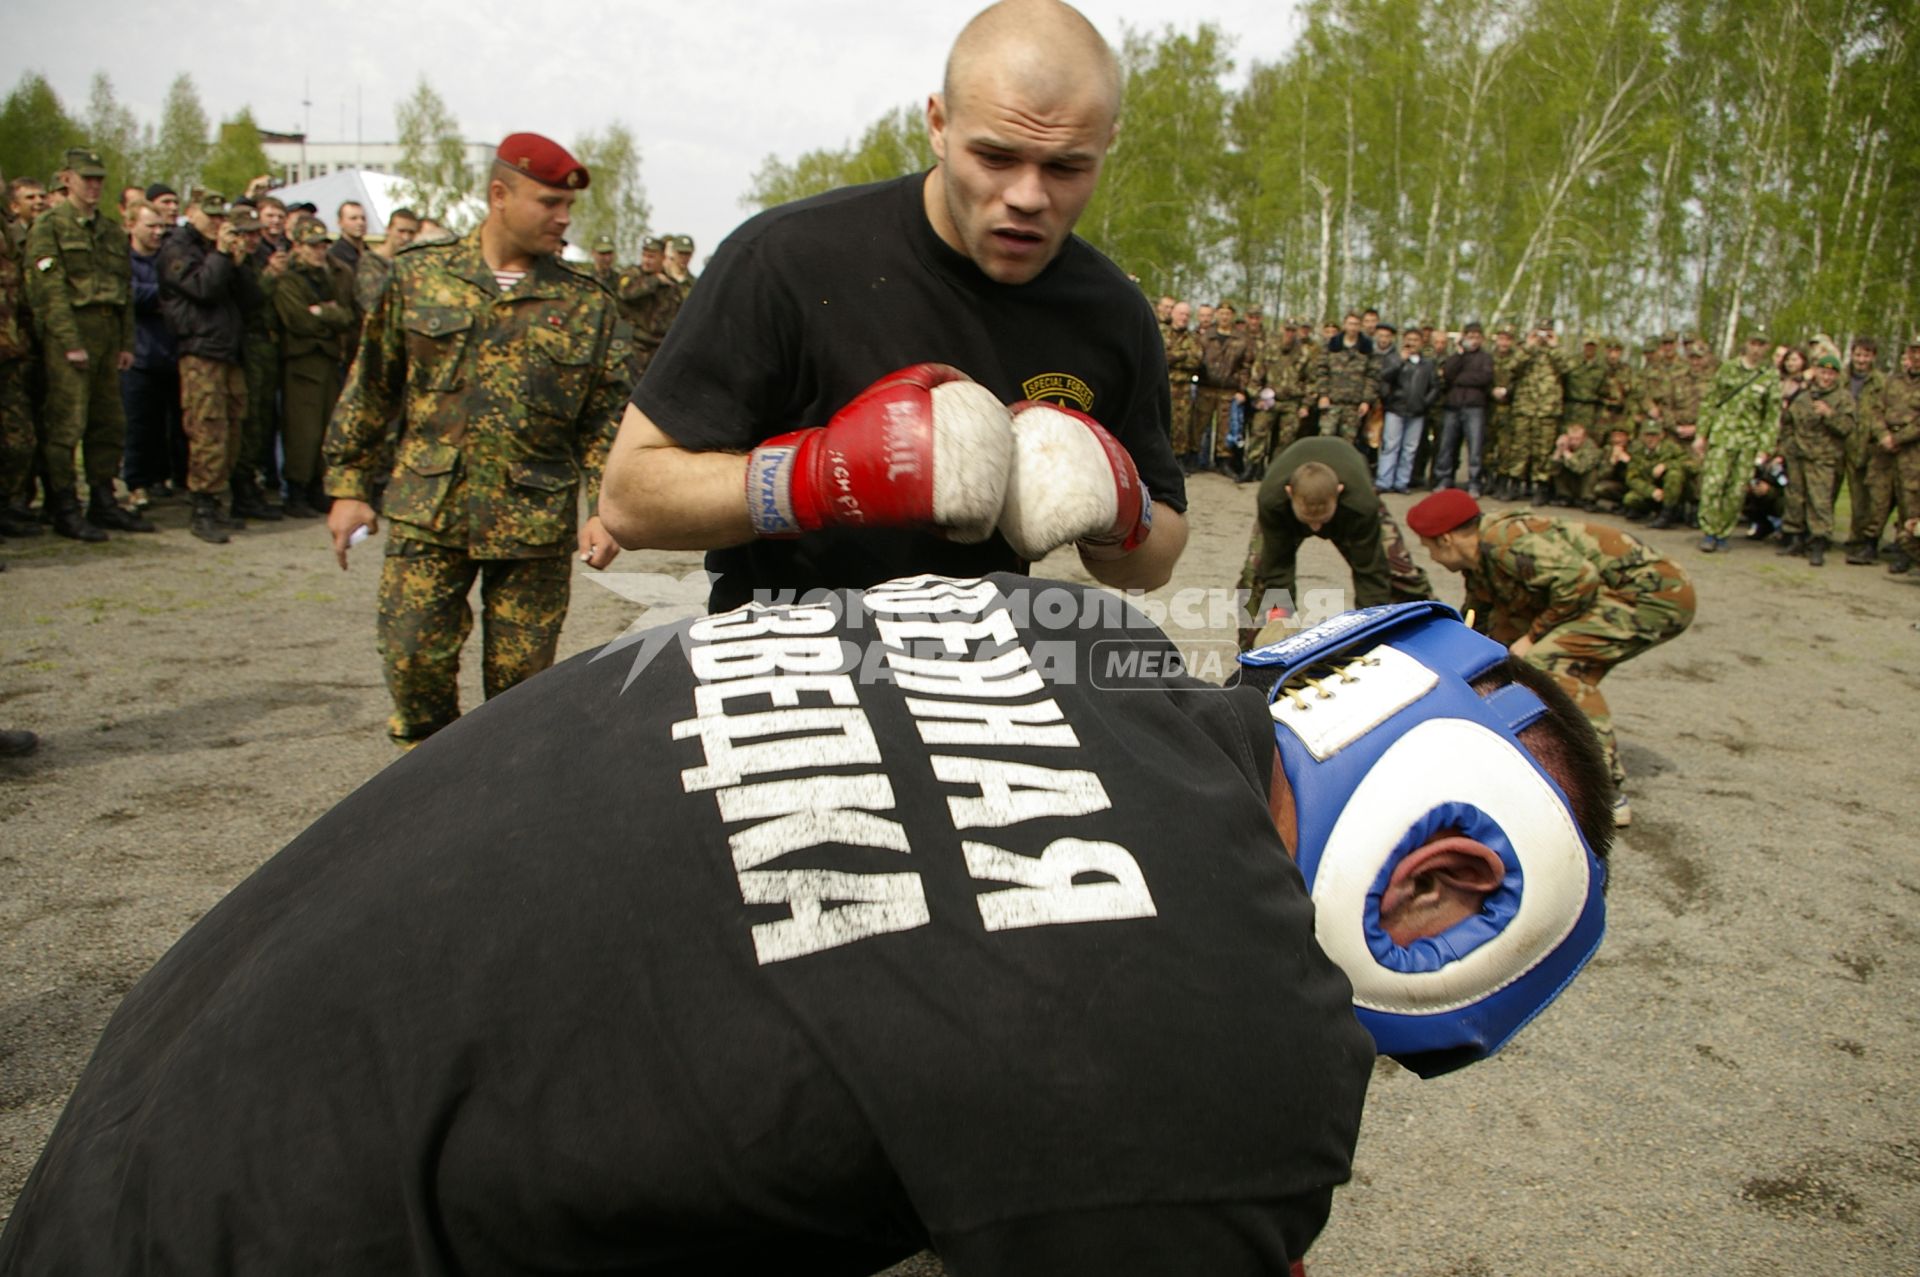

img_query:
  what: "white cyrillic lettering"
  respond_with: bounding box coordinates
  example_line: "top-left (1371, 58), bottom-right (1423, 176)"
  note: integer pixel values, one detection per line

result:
top-left (673, 707), bottom-right (880, 792)
top-left (963, 838), bottom-right (1157, 931)
top-left (740, 870), bottom-right (930, 963)
top-left (719, 774), bottom-right (909, 870)
top-left (931, 756), bottom-right (1110, 829)
top-left (905, 697), bottom-right (1077, 748)
top-left (689, 635), bottom-right (846, 682)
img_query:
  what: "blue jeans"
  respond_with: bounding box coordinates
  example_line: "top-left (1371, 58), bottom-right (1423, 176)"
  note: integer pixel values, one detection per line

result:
top-left (1436, 405), bottom-right (1487, 492)
top-left (1377, 412), bottom-right (1423, 490)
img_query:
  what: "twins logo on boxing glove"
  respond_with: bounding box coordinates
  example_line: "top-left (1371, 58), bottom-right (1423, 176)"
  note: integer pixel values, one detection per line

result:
top-left (746, 364), bottom-right (1013, 542)
top-left (998, 401), bottom-right (1152, 562)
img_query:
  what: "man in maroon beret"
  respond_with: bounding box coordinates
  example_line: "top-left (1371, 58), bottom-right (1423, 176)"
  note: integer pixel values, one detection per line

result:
top-left (320, 132), bottom-right (633, 747)
top-left (1407, 489), bottom-right (1695, 826)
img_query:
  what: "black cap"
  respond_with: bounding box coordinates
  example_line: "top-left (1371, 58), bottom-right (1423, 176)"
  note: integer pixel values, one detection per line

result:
top-left (145, 182), bottom-right (176, 201)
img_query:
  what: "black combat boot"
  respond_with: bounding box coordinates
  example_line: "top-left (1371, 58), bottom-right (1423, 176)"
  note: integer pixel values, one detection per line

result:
top-left (0, 503), bottom-right (42, 537)
top-left (230, 473), bottom-right (284, 522)
top-left (1774, 532), bottom-right (1806, 556)
top-left (189, 493), bottom-right (230, 544)
top-left (1806, 536), bottom-right (1827, 567)
top-left (87, 484), bottom-right (156, 533)
top-left (1888, 548), bottom-right (1913, 575)
top-left (1530, 482), bottom-right (1551, 505)
top-left (1843, 540), bottom-right (1877, 565)
top-left (49, 492), bottom-right (107, 542)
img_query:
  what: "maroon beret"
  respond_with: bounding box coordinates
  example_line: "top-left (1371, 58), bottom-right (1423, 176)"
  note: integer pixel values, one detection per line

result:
top-left (495, 133), bottom-right (590, 190)
top-left (1406, 489), bottom-right (1482, 538)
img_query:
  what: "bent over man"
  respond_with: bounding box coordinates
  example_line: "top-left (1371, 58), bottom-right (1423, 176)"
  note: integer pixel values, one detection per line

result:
top-left (1409, 488), bottom-right (1694, 826)
top-left (2, 574), bottom-right (1613, 1276)
top-left (324, 133), bottom-right (630, 746)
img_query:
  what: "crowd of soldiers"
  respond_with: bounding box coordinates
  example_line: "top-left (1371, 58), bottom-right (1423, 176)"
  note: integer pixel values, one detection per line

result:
top-left (0, 146), bottom-right (696, 551)
top-left (1158, 298), bottom-right (1920, 575)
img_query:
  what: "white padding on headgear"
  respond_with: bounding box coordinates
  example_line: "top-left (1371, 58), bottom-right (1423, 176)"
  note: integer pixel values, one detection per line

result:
top-left (1312, 717), bottom-right (1591, 1016)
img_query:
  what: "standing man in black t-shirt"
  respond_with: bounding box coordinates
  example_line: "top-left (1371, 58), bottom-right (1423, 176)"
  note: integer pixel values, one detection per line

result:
top-left (598, 0), bottom-right (1188, 611)
top-left (1, 579), bottom-right (1614, 1276)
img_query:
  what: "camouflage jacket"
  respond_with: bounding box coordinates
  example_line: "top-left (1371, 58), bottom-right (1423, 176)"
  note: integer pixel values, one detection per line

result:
top-left (0, 217), bottom-right (28, 362)
top-left (1636, 356), bottom-right (1679, 419)
top-left (1201, 329), bottom-right (1251, 390)
top-left (23, 201), bottom-right (132, 356)
top-left (1599, 361), bottom-right (1635, 417)
top-left (1624, 438), bottom-right (1689, 503)
top-left (1846, 367), bottom-right (1887, 438)
top-left (614, 268), bottom-right (680, 355)
top-left (1667, 364), bottom-right (1712, 425)
top-left (1882, 369), bottom-right (1920, 449)
top-left (1556, 436), bottom-right (1604, 475)
top-left (1698, 359), bottom-right (1780, 453)
top-left (1508, 343), bottom-right (1571, 417)
top-left (323, 230), bottom-right (633, 559)
top-left (1462, 511), bottom-right (1674, 643)
top-left (1490, 348), bottom-right (1520, 412)
top-left (1261, 338), bottom-right (1309, 405)
top-left (1563, 354), bottom-right (1606, 406)
top-left (1779, 381), bottom-right (1855, 462)
top-left (1163, 326), bottom-right (1203, 380)
top-left (1318, 339), bottom-right (1374, 405)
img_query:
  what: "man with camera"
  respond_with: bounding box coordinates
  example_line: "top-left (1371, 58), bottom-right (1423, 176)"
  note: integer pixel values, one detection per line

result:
top-left (157, 190), bottom-right (262, 544)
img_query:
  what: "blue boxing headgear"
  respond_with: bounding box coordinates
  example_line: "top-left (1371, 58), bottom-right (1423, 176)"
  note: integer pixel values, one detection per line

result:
top-left (1239, 602), bottom-right (1607, 1078)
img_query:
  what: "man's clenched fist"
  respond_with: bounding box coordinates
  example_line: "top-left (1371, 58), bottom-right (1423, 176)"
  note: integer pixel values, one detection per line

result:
top-left (997, 402), bottom-right (1150, 562)
top-left (745, 364), bottom-right (1013, 542)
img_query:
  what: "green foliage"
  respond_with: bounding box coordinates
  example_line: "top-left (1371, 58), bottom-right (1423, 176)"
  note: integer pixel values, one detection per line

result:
top-left (84, 73), bottom-right (150, 191)
top-left (203, 109), bottom-right (271, 203)
top-left (738, 2), bottom-right (1920, 347)
top-left (743, 105), bottom-right (933, 209)
top-left (570, 123), bottom-right (653, 261)
top-left (394, 77), bottom-right (474, 228)
top-left (0, 72), bottom-right (84, 189)
top-left (152, 74), bottom-right (211, 195)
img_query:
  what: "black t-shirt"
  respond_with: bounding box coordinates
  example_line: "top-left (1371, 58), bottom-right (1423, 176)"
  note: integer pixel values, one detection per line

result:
top-left (1, 576), bottom-right (1368, 1277)
top-left (635, 175), bottom-right (1185, 612)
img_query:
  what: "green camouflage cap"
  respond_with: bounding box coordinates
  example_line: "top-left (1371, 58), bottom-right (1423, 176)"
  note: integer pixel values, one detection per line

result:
top-left (293, 220), bottom-right (332, 245)
top-left (1494, 321), bottom-right (1517, 337)
top-left (1744, 326), bottom-right (1769, 344)
top-left (1815, 353), bottom-right (1841, 369)
top-left (228, 206), bottom-right (262, 232)
top-left (1907, 334), bottom-right (1920, 348)
top-left (64, 147), bottom-right (106, 178)
top-left (196, 191), bottom-right (230, 217)
top-left (590, 233), bottom-right (616, 254)
top-left (1639, 418), bottom-right (1663, 434)
top-left (1582, 332), bottom-right (1600, 345)
top-left (1605, 335), bottom-right (1623, 349)
top-left (669, 233), bottom-right (694, 253)
top-left (641, 235), bottom-right (665, 251)
top-left (1660, 330), bottom-right (1679, 344)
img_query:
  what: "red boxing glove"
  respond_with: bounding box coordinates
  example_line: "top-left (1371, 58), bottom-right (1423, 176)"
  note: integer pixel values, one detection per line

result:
top-left (745, 364), bottom-right (1013, 541)
top-left (997, 402), bottom-right (1152, 562)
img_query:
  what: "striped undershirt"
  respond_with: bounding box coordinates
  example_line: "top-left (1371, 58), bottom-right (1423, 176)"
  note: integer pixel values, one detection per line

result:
top-left (494, 268), bottom-right (526, 292)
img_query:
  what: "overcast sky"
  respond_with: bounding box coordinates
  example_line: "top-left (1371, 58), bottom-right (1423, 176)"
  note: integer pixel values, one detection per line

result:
top-left (7, 1), bottom-right (1303, 261)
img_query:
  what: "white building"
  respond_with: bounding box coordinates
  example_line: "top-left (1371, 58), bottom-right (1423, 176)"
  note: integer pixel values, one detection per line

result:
top-left (259, 130), bottom-right (494, 187)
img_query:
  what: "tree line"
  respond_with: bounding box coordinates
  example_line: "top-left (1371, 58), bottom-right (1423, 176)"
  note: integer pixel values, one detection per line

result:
top-left (0, 73), bottom-right (651, 259)
top-left (744, 0), bottom-right (1918, 354)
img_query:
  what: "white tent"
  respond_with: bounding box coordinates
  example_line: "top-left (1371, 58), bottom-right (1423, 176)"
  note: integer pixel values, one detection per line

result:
top-left (267, 169), bottom-right (483, 238)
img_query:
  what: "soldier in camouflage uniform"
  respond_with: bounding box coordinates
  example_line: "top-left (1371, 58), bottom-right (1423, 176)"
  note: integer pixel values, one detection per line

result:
top-left (1548, 422), bottom-right (1604, 508)
top-left (1622, 420), bottom-right (1689, 523)
top-left (1237, 307), bottom-right (1281, 480)
top-left (1561, 335), bottom-right (1606, 432)
top-left (1879, 337), bottom-right (1920, 573)
top-left (1597, 338), bottom-right (1635, 437)
top-left (24, 148), bottom-right (138, 540)
top-left (1410, 489), bottom-right (1695, 819)
top-left (614, 236), bottom-right (678, 384)
top-left (229, 205), bottom-right (285, 521)
top-left (1315, 313), bottom-right (1375, 448)
top-left (587, 233), bottom-right (618, 288)
top-left (1505, 327), bottom-right (1572, 502)
top-left (278, 221), bottom-right (359, 519)
top-left (1638, 331), bottom-right (1682, 427)
top-left (0, 165), bottom-right (38, 540)
top-left (1162, 300), bottom-right (1202, 462)
top-left (1695, 333), bottom-right (1783, 552)
top-left (1842, 338), bottom-right (1891, 564)
top-left (1196, 302), bottom-right (1250, 470)
top-left (1485, 325), bottom-right (1520, 497)
top-left (323, 133), bottom-right (633, 747)
top-left (1771, 354), bottom-right (1854, 565)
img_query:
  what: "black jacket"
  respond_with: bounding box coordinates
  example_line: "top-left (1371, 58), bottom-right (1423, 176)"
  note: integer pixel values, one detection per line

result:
top-left (1379, 352), bottom-right (1442, 416)
top-left (156, 226), bottom-right (259, 364)
top-left (1442, 347), bottom-right (1495, 409)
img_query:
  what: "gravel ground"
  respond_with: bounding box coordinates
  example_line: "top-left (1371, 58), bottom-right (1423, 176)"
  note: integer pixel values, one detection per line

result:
top-left (3, 477), bottom-right (1916, 1275)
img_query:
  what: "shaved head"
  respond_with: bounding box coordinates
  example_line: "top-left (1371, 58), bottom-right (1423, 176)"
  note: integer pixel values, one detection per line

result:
top-left (943, 0), bottom-right (1123, 129)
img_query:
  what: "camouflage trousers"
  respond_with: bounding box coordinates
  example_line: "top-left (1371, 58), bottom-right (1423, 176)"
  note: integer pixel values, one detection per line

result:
top-left (376, 537), bottom-right (572, 744)
top-left (1524, 560), bottom-right (1696, 788)
top-left (1552, 463), bottom-right (1599, 506)
top-left (1893, 445), bottom-right (1920, 559)
top-left (1321, 401), bottom-right (1365, 446)
top-left (1484, 407), bottom-right (1511, 476)
top-left (179, 355), bottom-right (247, 496)
top-left (1195, 388), bottom-right (1235, 460)
top-left (1233, 507), bottom-right (1435, 649)
top-left (239, 336), bottom-right (279, 480)
top-left (1168, 378), bottom-right (1198, 455)
top-left (1697, 434), bottom-right (1765, 539)
top-left (1503, 413), bottom-right (1559, 483)
top-left (1780, 447), bottom-right (1840, 541)
top-left (1851, 445), bottom-right (1906, 547)
top-left (0, 358), bottom-right (32, 504)
top-left (1246, 405), bottom-right (1308, 475)
top-left (39, 309), bottom-right (127, 494)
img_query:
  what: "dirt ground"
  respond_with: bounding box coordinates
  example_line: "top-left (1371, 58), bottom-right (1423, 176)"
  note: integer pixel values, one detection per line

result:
top-left (3, 476), bottom-right (1916, 1275)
